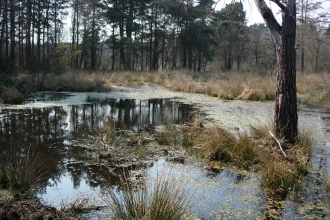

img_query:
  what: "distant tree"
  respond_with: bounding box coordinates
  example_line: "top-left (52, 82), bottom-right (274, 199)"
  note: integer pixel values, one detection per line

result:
top-left (248, 23), bottom-right (276, 73)
top-left (254, 0), bottom-right (298, 142)
top-left (296, 0), bottom-right (322, 73)
top-left (213, 2), bottom-right (248, 71)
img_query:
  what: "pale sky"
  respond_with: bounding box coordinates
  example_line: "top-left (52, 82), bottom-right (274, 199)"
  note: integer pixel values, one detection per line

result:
top-left (216, 0), bottom-right (330, 26)
top-left (61, 0), bottom-right (329, 41)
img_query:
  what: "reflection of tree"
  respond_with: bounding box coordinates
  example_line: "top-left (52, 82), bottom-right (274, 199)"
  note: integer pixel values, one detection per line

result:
top-left (0, 98), bottom-right (193, 192)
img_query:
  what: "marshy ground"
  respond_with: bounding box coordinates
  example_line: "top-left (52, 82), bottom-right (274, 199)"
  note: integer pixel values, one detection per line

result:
top-left (0, 71), bottom-right (330, 219)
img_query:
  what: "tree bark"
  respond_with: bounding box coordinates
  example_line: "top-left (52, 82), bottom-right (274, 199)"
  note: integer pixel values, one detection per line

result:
top-left (255, 0), bottom-right (298, 143)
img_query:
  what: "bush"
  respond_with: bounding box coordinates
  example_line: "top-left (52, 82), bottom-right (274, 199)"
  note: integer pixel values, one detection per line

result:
top-left (1, 88), bottom-right (24, 104)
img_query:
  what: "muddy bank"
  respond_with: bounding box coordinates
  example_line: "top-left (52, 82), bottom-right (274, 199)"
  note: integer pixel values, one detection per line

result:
top-left (0, 195), bottom-right (80, 220)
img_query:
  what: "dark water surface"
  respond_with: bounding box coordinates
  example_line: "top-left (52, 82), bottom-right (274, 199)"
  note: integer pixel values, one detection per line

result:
top-left (0, 98), bottom-right (192, 201)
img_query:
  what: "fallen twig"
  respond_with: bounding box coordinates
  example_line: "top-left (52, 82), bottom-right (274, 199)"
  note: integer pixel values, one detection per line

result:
top-left (269, 131), bottom-right (287, 158)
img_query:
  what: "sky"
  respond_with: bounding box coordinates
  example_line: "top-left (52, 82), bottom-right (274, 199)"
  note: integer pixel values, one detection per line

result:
top-left (216, 0), bottom-right (330, 26)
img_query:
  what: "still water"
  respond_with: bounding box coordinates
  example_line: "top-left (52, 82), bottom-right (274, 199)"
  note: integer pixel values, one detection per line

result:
top-left (1, 92), bottom-right (329, 219)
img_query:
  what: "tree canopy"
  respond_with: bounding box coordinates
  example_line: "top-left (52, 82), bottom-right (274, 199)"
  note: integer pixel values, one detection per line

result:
top-left (0, 0), bottom-right (329, 73)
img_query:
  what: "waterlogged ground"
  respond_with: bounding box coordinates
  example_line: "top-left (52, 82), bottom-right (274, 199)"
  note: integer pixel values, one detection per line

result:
top-left (1, 83), bottom-right (330, 219)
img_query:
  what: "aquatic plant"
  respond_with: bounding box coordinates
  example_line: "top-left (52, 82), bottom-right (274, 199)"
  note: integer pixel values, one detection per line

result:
top-left (104, 172), bottom-right (192, 220)
top-left (1, 87), bottom-right (24, 104)
top-left (60, 193), bottom-right (98, 214)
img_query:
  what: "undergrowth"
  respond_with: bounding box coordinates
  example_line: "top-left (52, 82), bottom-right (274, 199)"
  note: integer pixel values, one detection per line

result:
top-left (2, 71), bottom-right (329, 105)
top-left (157, 115), bottom-right (313, 194)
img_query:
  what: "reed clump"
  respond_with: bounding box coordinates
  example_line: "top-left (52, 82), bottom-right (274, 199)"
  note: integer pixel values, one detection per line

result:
top-left (104, 172), bottom-right (192, 220)
top-left (0, 147), bottom-right (48, 194)
top-left (60, 193), bottom-right (97, 215)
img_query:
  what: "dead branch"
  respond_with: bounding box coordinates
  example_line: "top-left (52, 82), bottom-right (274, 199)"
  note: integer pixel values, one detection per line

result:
top-left (269, 131), bottom-right (287, 157)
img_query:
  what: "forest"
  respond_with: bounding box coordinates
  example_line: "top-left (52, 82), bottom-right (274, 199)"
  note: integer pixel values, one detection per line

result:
top-left (0, 0), bottom-right (329, 75)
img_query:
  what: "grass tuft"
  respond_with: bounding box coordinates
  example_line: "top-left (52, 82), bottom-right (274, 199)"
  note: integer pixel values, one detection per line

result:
top-left (60, 193), bottom-right (95, 214)
top-left (192, 125), bottom-right (258, 169)
top-left (104, 172), bottom-right (192, 220)
top-left (1, 87), bottom-right (24, 104)
top-left (1, 146), bottom-right (48, 194)
top-left (180, 116), bottom-right (312, 193)
top-left (257, 128), bottom-right (313, 192)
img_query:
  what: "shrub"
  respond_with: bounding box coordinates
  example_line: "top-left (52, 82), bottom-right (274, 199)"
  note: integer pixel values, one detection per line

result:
top-left (1, 88), bottom-right (24, 104)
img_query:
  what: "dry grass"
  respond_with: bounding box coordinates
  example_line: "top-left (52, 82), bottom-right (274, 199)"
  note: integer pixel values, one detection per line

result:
top-left (41, 72), bottom-right (111, 92)
top-left (104, 172), bottom-right (192, 220)
top-left (60, 193), bottom-right (99, 215)
top-left (107, 71), bottom-right (277, 101)
top-left (106, 71), bottom-right (330, 104)
top-left (251, 125), bottom-right (312, 191)
top-left (297, 73), bottom-right (330, 105)
top-left (3, 71), bottom-right (329, 105)
top-left (180, 115), bottom-right (313, 193)
top-left (190, 125), bottom-right (258, 169)
top-left (1, 87), bottom-right (24, 104)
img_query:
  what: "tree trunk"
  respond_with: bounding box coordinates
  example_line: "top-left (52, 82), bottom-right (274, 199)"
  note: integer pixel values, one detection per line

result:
top-left (255, 0), bottom-right (298, 143)
top-left (274, 33), bottom-right (298, 142)
top-left (9, 0), bottom-right (16, 70)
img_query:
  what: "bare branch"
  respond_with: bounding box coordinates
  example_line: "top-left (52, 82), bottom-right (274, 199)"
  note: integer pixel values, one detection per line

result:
top-left (270, 0), bottom-right (286, 11)
top-left (254, 0), bottom-right (282, 45)
top-left (269, 131), bottom-right (287, 157)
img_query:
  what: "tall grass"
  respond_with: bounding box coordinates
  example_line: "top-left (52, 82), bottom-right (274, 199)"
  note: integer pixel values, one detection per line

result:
top-left (41, 72), bottom-right (111, 92)
top-left (297, 73), bottom-right (330, 105)
top-left (4, 71), bottom-right (329, 105)
top-left (1, 147), bottom-right (48, 193)
top-left (104, 172), bottom-right (192, 220)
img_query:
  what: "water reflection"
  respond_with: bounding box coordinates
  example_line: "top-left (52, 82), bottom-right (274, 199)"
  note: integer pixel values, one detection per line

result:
top-left (0, 98), bottom-right (193, 196)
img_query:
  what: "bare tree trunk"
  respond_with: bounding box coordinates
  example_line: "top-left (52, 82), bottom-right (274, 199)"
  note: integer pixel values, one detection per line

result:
top-left (255, 0), bottom-right (298, 143)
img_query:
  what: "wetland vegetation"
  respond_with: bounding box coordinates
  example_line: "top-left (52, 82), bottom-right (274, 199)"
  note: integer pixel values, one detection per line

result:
top-left (0, 71), bottom-right (329, 219)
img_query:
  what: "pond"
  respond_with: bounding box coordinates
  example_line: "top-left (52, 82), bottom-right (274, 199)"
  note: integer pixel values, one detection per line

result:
top-left (1, 90), bottom-right (330, 219)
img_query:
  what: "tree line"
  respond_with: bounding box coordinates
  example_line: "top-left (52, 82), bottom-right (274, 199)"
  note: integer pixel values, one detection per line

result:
top-left (0, 0), bottom-right (329, 74)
